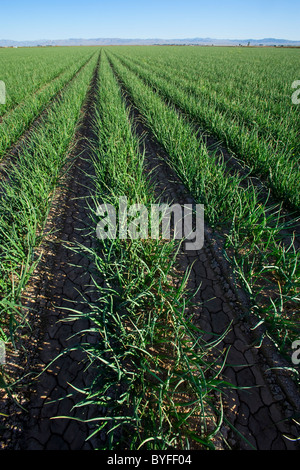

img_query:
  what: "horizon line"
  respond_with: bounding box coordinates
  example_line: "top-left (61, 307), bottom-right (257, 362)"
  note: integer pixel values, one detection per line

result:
top-left (1, 36), bottom-right (300, 43)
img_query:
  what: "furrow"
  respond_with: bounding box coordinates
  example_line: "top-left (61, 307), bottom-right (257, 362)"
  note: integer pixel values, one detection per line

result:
top-left (0, 52), bottom-right (104, 450)
top-left (106, 51), bottom-right (300, 361)
top-left (106, 51), bottom-right (300, 450)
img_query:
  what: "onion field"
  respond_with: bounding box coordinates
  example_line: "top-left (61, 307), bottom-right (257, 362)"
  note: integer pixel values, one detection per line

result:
top-left (0, 45), bottom-right (299, 451)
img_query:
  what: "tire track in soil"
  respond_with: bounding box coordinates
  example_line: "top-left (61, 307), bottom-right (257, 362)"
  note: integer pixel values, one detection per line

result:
top-left (115, 80), bottom-right (300, 449)
top-left (0, 55), bottom-right (107, 450)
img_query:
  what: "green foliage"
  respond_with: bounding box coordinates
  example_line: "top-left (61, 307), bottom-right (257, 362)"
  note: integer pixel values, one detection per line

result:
top-left (106, 48), bottom-right (299, 356)
top-left (0, 51), bottom-right (99, 343)
top-left (63, 53), bottom-right (237, 450)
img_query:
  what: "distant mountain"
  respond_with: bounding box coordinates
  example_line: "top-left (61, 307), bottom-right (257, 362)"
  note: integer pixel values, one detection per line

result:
top-left (1, 37), bottom-right (300, 47)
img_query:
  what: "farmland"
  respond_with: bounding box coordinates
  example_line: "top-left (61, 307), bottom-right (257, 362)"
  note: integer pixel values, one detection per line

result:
top-left (0, 45), bottom-right (299, 451)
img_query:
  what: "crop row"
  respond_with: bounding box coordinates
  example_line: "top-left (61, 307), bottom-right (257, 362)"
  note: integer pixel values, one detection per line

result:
top-left (0, 47), bottom-right (97, 116)
top-left (0, 52), bottom-right (99, 347)
top-left (63, 51), bottom-right (238, 450)
top-left (115, 46), bottom-right (300, 151)
top-left (118, 47), bottom-right (299, 129)
top-left (0, 50), bottom-right (98, 161)
top-left (105, 50), bottom-right (299, 360)
top-left (110, 47), bottom-right (300, 211)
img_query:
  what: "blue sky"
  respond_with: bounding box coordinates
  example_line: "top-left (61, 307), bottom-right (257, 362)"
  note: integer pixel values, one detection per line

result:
top-left (1, 0), bottom-right (299, 41)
